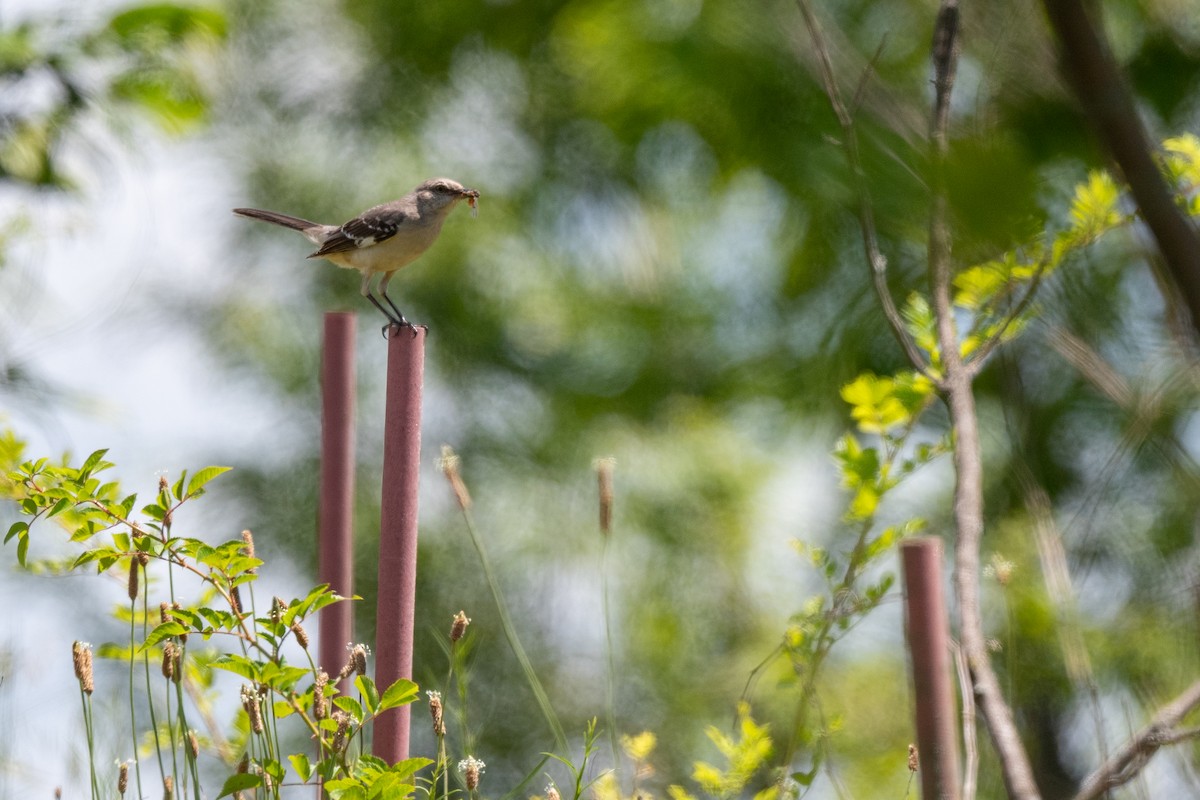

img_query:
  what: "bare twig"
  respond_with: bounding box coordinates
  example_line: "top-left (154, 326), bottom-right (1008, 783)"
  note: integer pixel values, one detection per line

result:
top-left (796, 0), bottom-right (936, 381)
top-left (951, 640), bottom-right (978, 800)
top-left (1072, 679), bottom-right (1200, 800)
top-left (1041, 0), bottom-right (1200, 340)
top-left (925, 3), bottom-right (1043, 798)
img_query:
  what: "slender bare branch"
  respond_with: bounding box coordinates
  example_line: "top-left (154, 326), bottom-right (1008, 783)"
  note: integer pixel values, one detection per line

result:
top-left (925, 2), bottom-right (1043, 797)
top-left (952, 640), bottom-right (978, 800)
top-left (1041, 0), bottom-right (1200, 341)
top-left (796, 0), bottom-right (936, 381)
top-left (1072, 679), bottom-right (1200, 800)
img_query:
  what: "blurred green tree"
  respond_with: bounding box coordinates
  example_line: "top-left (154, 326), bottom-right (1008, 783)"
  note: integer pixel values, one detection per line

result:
top-left (5, 0), bottom-right (1200, 796)
top-left (211, 0), bottom-right (1200, 795)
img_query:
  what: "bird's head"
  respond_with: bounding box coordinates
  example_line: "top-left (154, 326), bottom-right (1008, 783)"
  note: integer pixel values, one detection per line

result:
top-left (415, 178), bottom-right (480, 216)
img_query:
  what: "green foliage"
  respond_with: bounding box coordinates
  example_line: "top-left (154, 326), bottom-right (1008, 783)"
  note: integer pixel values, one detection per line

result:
top-left (1, 438), bottom-right (425, 800)
top-left (544, 718), bottom-right (606, 800)
top-left (0, 3), bottom-right (225, 187)
top-left (669, 706), bottom-right (781, 800)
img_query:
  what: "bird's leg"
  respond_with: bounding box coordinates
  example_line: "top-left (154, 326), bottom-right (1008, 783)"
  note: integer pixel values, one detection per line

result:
top-left (378, 271), bottom-right (420, 338)
top-left (361, 272), bottom-right (405, 338)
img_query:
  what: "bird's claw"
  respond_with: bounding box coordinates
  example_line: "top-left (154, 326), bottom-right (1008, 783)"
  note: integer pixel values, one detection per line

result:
top-left (381, 319), bottom-right (426, 339)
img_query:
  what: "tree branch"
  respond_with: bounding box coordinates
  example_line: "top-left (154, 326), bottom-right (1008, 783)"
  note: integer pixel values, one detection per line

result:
top-left (1041, 0), bottom-right (1200, 341)
top-left (925, 3), bottom-right (1043, 798)
top-left (796, 0), bottom-right (936, 381)
top-left (952, 640), bottom-right (979, 800)
top-left (1071, 679), bottom-right (1200, 800)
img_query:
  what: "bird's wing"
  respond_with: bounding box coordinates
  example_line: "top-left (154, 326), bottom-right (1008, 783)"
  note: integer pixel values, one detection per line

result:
top-left (310, 204), bottom-right (412, 257)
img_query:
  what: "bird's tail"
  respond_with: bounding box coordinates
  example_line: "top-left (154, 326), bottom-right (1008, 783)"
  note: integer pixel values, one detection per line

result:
top-left (233, 207), bottom-right (321, 232)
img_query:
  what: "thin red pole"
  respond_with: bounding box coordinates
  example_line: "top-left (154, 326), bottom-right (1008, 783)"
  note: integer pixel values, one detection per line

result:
top-left (319, 312), bottom-right (357, 692)
top-left (372, 325), bottom-right (425, 763)
top-left (901, 536), bottom-right (961, 800)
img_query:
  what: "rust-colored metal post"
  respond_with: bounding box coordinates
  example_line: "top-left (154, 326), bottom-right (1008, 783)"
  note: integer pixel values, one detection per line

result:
top-left (372, 325), bottom-right (426, 763)
top-left (901, 536), bottom-right (961, 800)
top-left (319, 313), bottom-right (357, 693)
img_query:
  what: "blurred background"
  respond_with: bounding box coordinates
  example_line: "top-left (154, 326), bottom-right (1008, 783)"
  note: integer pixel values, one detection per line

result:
top-left (2, 0), bottom-right (1200, 797)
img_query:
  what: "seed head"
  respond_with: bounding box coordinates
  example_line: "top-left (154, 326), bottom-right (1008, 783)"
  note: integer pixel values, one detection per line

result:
top-left (439, 445), bottom-right (472, 509)
top-left (291, 621), bottom-right (309, 650)
top-left (450, 610), bottom-right (471, 643)
top-left (72, 641), bottom-right (94, 695)
top-left (345, 643), bottom-right (369, 677)
top-left (174, 602), bottom-right (187, 643)
top-left (593, 457), bottom-right (616, 536)
top-left (427, 690), bottom-right (445, 736)
top-left (160, 602), bottom-right (171, 624)
top-left (240, 684), bottom-right (264, 734)
top-left (545, 785), bottom-right (561, 800)
top-left (458, 756), bottom-right (485, 791)
top-left (163, 775), bottom-right (174, 800)
top-left (241, 530), bottom-right (256, 572)
top-left (332, 710), bottom-right (350, 753)
top-left (161, 642), bottom-right (177, 682)
top-left (907, 743), bottom-right (919, 773)
top-left (117, 761), bottom-right (130, 795)
top-left (187, 730), bottom-right (199, 760)
top-left (313, 671), bottom-right (329, 721)
top-left (984, 553), bottom-right (1016, 586)
top-left (127, 558), bottom-right (140, 601)
top-left (230, 586), bottom-right (243, 615)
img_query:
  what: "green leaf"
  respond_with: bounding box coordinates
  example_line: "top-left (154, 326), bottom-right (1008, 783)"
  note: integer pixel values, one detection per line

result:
top-left (216, 772), bottom-right (261, 799)
top-left (901, 292), bottom-right (938, 358)
top-left (387, 757), bottom-right (434, 781)
top-left (1162, 134), bottom-right (1200, 187)
top-left (323, 778), bottom-right (367, 800)
top-left (833, 435), bottom-right (879, 490)
top-left (356, 675), bottom-right (380, 715)
top-left (107, 3), bottom-right (228, 44)
top-left (209, 653), bottom-right (263, 682)
top-left (840, 374), bottom-right (909, 434)
top-left (142, 503), bottom-right (167, 522)
top-left (172, 471), bottom-right (187, 502)
top-left (141, 621), bottom-right (188, 649)
top-left (378, 678), bottom-right (420, 712)
top-left (289, 753), bottom-right (313, 783)
top-left (5, 520), bottom-right (27, 544)
top-left (1068, 170), bottom-right (1121, 238)
top-left (118, 493), bottom-right (138, 519)
top-left (186, 465), bottom-right (231, 498)
top-left (79, 448), bottom-right (109, 477)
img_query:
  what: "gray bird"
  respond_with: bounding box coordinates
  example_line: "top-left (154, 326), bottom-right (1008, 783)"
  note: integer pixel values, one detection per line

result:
top-left (234, 177), bottom-right (479, 328)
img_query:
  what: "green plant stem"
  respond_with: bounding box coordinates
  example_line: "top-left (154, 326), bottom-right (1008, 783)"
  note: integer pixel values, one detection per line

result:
top-left (129, 585), bottom-right (146, 800)
top-left (165, 676), bottom-right (179, 786)
top-left (144, 591), bottom-right (168, 783)
top-left (80, 689), bottom-right (99, 800)
top-left (456, 505), bottom-right (568, 754)
top-left (601, 537), bottom-right (620, 776)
